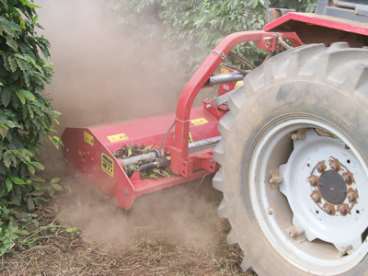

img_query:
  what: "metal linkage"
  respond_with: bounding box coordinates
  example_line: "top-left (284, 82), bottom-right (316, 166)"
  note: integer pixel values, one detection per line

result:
top-left (119, 136), bottom-right (222, 171)
top-left (208, 72), bottom-right (245, 86)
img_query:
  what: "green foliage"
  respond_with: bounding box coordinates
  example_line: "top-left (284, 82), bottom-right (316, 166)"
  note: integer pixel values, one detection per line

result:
top-left (272, 0), bottom-right (316, 11)
top-left (0, 0), bottom-right (58, 255)
top-left (114, 0), bottom-right (317, 67)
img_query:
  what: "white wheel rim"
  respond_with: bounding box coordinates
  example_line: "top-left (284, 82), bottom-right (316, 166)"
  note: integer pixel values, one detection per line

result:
top-left (249, 118), bottom-right (368, 275)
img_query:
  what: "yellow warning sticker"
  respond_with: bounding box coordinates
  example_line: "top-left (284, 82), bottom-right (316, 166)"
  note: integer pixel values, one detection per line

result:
top-left (191, 118), bottom-right (208, 126)
top-left (83, 131), bottom-right (94, 146)
top-left (101, 153), bottom-right (114, 177)
top-left (107, 133), bottom-right (129, 143)
top-left (235, 80), bottom-right (244, 89)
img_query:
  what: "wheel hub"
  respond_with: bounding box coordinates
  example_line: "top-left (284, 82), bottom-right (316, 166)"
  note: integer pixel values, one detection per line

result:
top-left (308, 158), bottom-right (359, 216)
top-left (319, 170), bottom-right (346, 205)
top-left (279, 130), bottom-right (368, 253)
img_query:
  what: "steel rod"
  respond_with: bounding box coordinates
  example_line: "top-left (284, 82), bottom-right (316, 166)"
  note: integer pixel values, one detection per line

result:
top-left (119, 136), bottom-right (222, 167)
top-left (208, 72), bottom-right (244, 86)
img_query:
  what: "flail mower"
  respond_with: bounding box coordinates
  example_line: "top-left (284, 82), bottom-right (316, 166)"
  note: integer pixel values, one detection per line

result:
top-left (62, 0), bottom-right (368, 275)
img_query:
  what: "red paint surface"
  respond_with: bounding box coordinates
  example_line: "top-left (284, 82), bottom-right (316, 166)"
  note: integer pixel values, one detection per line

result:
top-left (265, 12), bottom-right (368, 36)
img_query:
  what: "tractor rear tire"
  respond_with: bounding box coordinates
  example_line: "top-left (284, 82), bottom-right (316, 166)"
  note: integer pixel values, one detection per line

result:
top-left (213, 43), bottom-right (368, 275)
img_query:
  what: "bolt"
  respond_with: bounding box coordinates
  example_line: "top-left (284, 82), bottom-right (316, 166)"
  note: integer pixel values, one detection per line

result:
top-left (338, 245), bottom-right (353, 257)
top-left (343, 172), bottom-right (354, 185)
top-left (323, 203), bottom-right (336, 215)
top-left (308, 175), bottom-right (319, 187)
top-left (291, 129), bottom-right (307, 141)
top-left (338, 204), bottom-right (350, 216)
top-left (329, 159), bottom-right (341, 172)
top-left (311, 191), bottom-right (322, 203)
top-left (317, 161), bottom-right (327, 173)
top-left (267, 208), bottom-right (273, 215)
top-left (347, 188), bottom-right (359, 203)
top-left (268, 170), bottom-right (282, 188)
top-left (288, 226), bottom-right (305, 239)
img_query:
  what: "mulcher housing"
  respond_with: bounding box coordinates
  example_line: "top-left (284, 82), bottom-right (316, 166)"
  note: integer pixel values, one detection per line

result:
top-left (62, 0), bottom-right (368, 209)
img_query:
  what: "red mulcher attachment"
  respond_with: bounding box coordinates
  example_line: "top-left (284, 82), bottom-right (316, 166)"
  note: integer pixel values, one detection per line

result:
top-left (62, 31), bottom-right (302, 209)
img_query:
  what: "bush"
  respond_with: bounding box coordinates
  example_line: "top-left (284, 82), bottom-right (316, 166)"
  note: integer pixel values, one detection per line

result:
top-left (0, 0), bottom-right (58, 255)
top-left (114, 0), bottom-right (317, 67)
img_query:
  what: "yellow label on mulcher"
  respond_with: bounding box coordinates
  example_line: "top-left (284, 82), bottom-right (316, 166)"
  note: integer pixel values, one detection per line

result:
top-left (107, 133), bottom-right (129, 143)
top-left (101, 153), bottom-right (114, 177)
top-left (83, 131), bottom-right (94, 146)
top-left (191, 118), bottom-right (208, 126)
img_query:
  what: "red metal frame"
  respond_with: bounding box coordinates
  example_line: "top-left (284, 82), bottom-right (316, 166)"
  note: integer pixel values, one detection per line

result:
top-left (264, 12), bottom-right (368, 36)
top-left (62, 31), bottom-right (302, 208)
top-left (264, 12), bottom-right (368, 48)
top-left (169, 31), bottom-right (302, 177)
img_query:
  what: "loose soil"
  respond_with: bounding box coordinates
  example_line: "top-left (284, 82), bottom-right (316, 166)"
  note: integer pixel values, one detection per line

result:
top-left (1, 179), bottom-right (255, 276)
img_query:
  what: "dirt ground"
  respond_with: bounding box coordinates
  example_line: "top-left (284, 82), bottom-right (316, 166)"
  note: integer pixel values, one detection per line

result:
top-left (1, 179), bottom-right (253, 276)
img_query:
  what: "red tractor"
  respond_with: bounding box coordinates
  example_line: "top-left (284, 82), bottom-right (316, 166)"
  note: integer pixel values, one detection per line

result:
top-left (62, 0), bottom-right (368, 275)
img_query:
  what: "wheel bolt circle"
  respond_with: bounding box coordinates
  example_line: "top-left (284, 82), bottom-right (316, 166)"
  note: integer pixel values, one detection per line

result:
top-left (308, 175), bottom-right (319, 187)
top-left (347, 189), bottom-right (359, 203)
top-left (311, 191), bottom-right (322, 203)
top-left (329, 159), bottom-right (341, 172)
top-left (323, 203), bottom-right (336, 215)
top-left (338, 204), bottom-right (350, 216)
top-left (317, 161), bottom-right (327, 173)
top-left (343, 172), bottom-right (354, 185)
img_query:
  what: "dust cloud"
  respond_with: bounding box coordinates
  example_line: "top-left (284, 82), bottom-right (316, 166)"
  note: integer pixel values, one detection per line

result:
top-left (57, 176), bottom-right (222, 252)
top-left (37, 0), bottom-right (223, 252)
top-left (38, 0), bottom-right (187, 128)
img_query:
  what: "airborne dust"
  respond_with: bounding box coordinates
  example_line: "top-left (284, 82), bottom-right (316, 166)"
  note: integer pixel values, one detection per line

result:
top-left (37, 0), bottom-right (224, 253)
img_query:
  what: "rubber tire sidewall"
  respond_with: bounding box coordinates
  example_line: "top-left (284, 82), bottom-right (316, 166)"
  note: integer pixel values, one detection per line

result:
top-left (223, 79), bottom-right (368, 276)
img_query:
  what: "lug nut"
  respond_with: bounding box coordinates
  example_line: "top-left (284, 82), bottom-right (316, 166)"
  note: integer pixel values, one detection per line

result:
top-left (291, 129), bottom-right (307, 141)
top-left (311, 191), bottom-right (322, 203)
top-left (308, 175), bottom-right (319, 187)
top-left (339, 245), bottom-right (353, 257)
top-left (329, 159), bottom-right (341, 172)
top-left (343, 172), bottom-right (354, 185)
top-left (317, 161), bottom-right (327, 173)
top-left (288, 226), bottom-right (305, 239)
top-left (269, 170), bottom-right (282, 188)
top-left (347, 188), bottom-right (359, 203)
top-left (338, 204), bottom-right (350, 216)
top-left (323, 203), bottom-right (336, 215)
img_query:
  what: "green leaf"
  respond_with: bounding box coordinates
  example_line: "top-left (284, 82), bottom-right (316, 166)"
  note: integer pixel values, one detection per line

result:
top-left (50, 177), bottom-right (61, 184)
top-left (19, 0), bottom-right (40, 9)
top-left (10, 176), bottom-right (27, 185)
top-left (7, 56), bottom-right (18, 72)
top-left (0, 16), bottom-right (20, 37)
top-left (1, 89), bottom-right (12, 107)
top-left (51, 183), bottom-right (63, 192)
top-left (5, 178), bottom-right (12, 192)
top-left (5, 37), bottom-right (18, 51)
top-left (16, 90), bottom-right (36, 104)
top-left (31, 161), bottom-right (45, 171)
top-left (65, 227), bottom-right (79, 233)
top-left (49, 135), bottom-right (62, 149)
top-left (0, 126), bottom-right (8, 138)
